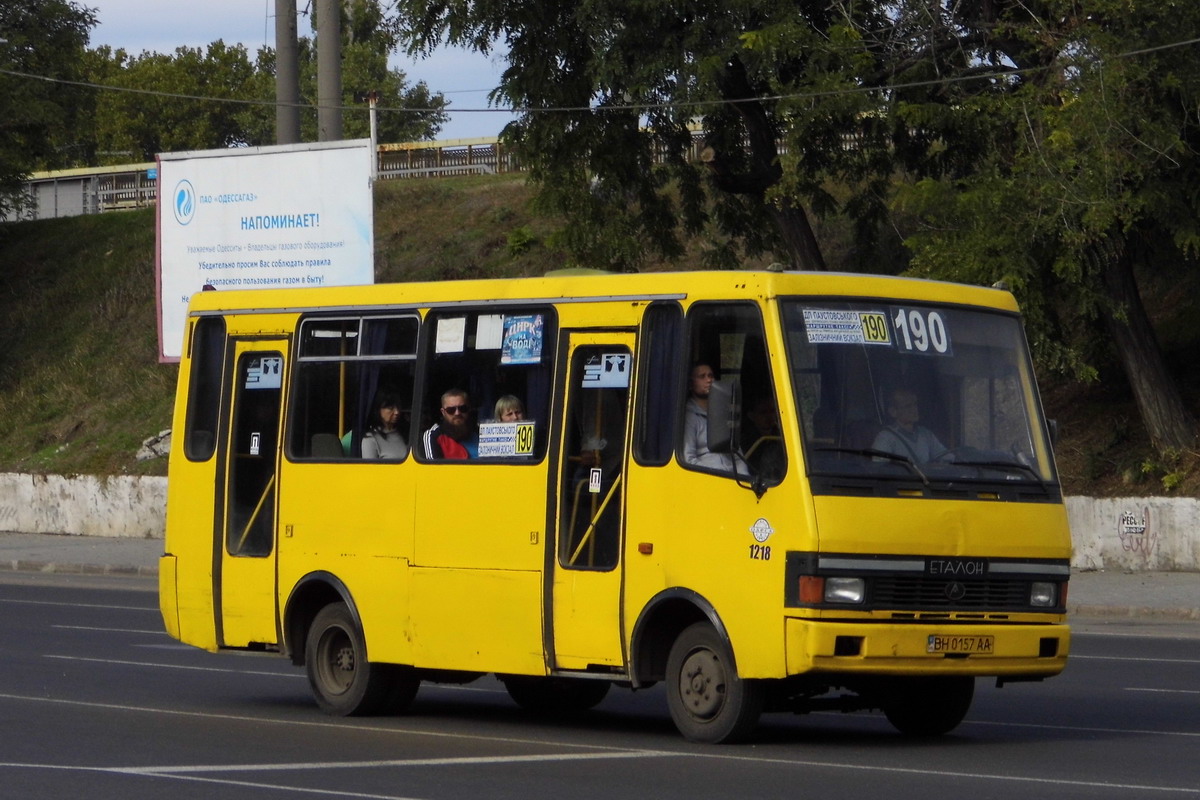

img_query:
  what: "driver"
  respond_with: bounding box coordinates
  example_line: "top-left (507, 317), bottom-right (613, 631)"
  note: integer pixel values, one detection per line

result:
top-left (872, 387), bottom-right (946, 462)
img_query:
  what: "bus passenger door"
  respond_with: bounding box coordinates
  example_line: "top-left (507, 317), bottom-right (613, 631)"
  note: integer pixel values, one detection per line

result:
top-left (551, 334), bottom-right (633, 671)
top-left (218, 343), bottom-right (285, 648)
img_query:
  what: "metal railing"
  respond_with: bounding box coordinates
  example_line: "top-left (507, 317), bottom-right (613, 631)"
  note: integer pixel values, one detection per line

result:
top-left (11, 132), bottom-right (712, 220)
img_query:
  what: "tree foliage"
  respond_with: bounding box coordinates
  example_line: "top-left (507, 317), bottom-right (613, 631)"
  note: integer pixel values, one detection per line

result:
top-left (881, 0), bottom-right (1200, 452)
top-left (0, 0), bottom-right (95, 216)
top-left (396, 0), bottom-right (1200, 451)
top-left (80, 1), bottom-right (448, 165)
top-left (396, 0), bottom-right (901, 271)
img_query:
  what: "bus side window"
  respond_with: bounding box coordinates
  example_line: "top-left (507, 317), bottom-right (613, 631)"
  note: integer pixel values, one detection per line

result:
top-left (184, 316), bottom-right (226, 462)
top-left (682, 302), bottom-right (785, 482)
top-left (417, 309), bottom-right (554, 462)
top-left (287, 315), bottom-right (418, 461)
top-left (633, 302), bottom-right (683, 466)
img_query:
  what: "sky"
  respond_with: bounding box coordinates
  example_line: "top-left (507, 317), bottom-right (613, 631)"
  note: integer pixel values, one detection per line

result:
top-left (84, 0), bottom-right (515, 141)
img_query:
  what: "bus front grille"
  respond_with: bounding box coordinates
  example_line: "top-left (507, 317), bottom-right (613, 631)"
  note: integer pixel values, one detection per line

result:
top-left (871, 577), bottom-right (1033, 611)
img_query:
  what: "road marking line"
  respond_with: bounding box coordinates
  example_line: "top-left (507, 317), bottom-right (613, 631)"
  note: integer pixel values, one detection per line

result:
top-left (117, 751), bottom-right (668, 775)
top-left (1, 693), bottom-right (1198, 793)
top-left (694, 750), bottom-right (1200, 794)
top-left (0, 597), bottom-right (155, 611)
top-left (53, 625), bottom-right (164, 634)
top-left (1125, 687), bottom-right (1200, 695)
top-left (41, 655), bottom-right (509, 692)
top-left (963, 719), bottom-right (1200, 737)
top-left (124, 773), bottom-right (426, 799)
top-left (3, 742), bottom-right (1200, 796)
top-left (44, 654), bottom-right (299, 678)
top-left (1070, 655), bottom-right (1200, 665)
top-left (0, 692), bottom-right (639, 750)
top-left (0, 764), bottom-right (427, 800)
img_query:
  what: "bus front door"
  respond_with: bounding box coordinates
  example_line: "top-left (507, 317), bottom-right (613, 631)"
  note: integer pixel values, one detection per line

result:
top-left (551, 334), bottom-right (633, 671)
top-left (217, 343), bottom-right (285, 648)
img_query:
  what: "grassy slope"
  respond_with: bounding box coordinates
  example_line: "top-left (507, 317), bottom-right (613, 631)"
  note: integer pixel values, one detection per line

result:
top-left (0, 172), bottom-right (1194, 495)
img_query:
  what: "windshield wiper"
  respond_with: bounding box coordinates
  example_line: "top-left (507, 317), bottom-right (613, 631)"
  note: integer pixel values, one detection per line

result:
top-left (812, 446), bottom-right (930, 486)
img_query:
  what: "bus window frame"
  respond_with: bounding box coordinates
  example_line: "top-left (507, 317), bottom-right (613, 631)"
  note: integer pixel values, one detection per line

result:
top-left (412, 304), bottom-right (558, 466)
top-left (679, 300), bottom-right (780, 481)
top-left (285, 311), bottom-right (421, 463)
top-left (632, 301), bottom-right (684, 468)
top-left (183, 315), bottom-right (228, 463)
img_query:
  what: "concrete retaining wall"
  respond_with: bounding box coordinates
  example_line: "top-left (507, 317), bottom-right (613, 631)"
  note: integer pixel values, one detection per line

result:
top-left (0, 473), bottom-right (167, 539)
top-left (1066, 496), bottom-right (1200, 572)
top-left (0, 473), bottom-right (1197, 571)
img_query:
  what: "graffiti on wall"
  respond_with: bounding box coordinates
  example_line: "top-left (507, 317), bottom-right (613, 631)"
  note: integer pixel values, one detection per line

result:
top-left (1117, 506), bottom-right (1157, 558)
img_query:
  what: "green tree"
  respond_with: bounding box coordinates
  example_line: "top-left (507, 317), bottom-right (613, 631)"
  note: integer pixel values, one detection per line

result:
top-left (887, 0), bottom-right (1200, 453)
top-left (0, 0), bottom-right (95, 215)
top-left (396, 0), bottom-right (1199, 452)
top-left (80, 0), bottom-right (447, 163)
top-left (395, 0), bottom-right (899, 271)
top-left (85, 41), bottom-right (271, 164)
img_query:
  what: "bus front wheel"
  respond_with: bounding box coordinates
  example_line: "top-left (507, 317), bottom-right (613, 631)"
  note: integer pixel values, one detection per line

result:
top-left (665, 622), bottom-right (764, 743)
top-left (882, 676), bottom-right (974, 736)
top-left (305, 603), bottom-right (417, 716)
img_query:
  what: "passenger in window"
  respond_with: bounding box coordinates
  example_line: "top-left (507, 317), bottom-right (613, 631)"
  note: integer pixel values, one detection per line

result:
top-left (493, 394), bottom-right (525, 422)
top-left (361, 391), bottom-right (408, 460)
top-left (683, 363), bottom-right (746, 474)
top-left (421, 388), bottom-right (479, 459)
top-left (872, 387), bottom-right (947, 462)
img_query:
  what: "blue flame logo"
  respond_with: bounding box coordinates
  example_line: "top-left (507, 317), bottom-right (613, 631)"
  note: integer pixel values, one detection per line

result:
top-left (173, 180), bottom-right (196, 225)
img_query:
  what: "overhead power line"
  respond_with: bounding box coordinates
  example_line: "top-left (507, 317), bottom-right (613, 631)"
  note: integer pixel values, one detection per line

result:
top-left (2, 35), bottom-right (1199, 117)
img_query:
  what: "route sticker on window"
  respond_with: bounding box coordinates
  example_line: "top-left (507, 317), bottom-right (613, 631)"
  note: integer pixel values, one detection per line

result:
top-left (478, 421), bottom-right (536, 457)
top-left (802, 309), bottom-right (891, 346)
top-left (582, 353), bottom-right (630, 388)
top-left (244, 356), bottom-right (283, 389)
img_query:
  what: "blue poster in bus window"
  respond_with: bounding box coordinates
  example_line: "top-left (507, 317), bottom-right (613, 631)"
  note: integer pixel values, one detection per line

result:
top-left (501, 314), bottom-right (544, 365)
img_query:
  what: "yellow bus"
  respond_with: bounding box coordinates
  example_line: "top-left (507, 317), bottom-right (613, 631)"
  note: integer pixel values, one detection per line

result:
top-left (159, 269), bottom-right (1071, 742)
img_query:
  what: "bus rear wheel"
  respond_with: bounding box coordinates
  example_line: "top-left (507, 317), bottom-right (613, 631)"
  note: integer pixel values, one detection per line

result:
top-left (665, 622), bottom-right (764, 743)
top-left (501, 675), bottom-right (611, 715)
top-left (882, 676), bottom-right (974, 736)
top-left (305, 603), bottom-right (417, 716)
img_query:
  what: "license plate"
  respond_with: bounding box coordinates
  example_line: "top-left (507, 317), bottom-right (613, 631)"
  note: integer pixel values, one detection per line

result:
top-left (927, 634), bottom-right (994, 654)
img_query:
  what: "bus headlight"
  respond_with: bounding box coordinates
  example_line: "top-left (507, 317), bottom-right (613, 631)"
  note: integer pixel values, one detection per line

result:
top-left (1030, 581), bottom-right (1057, 607)
top-left (825, 577), bottom-right (865, 604)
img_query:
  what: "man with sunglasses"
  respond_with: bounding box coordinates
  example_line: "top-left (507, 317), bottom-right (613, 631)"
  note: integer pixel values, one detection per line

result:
top-left (421, 388), bottom-right (479, 459)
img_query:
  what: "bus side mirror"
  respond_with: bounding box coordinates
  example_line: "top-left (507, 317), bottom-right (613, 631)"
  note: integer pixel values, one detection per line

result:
top-left (1047, 419), bottom-right (1059, 446)
top-left (707, 380), bottom-right (740, 454)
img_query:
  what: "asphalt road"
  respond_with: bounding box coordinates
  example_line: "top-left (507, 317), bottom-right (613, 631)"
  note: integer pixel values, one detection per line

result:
top-left (1, 571), bottom-right (1198, 800)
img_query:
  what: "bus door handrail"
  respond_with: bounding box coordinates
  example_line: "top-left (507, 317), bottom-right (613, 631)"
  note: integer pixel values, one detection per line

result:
top-left (567, 472), bottom-right (622, 567)
top-left (234, 473), bottom-right (276, 555)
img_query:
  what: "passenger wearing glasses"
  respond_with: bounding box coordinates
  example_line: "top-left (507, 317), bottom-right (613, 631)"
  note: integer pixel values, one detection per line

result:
top-left (421, 388), bottom-right (479, 459)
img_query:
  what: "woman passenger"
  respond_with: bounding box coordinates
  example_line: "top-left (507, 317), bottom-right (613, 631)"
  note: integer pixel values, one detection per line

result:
top-left (361, 391), bottom-right (408, 459)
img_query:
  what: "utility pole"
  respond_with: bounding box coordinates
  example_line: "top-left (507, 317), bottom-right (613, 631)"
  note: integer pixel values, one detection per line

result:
top-left (274, 0), bottom-right (300, 144)
top-left (369, 92), bottom-right (378, 179)
top-left (316, 0), bottom-right (343, 142)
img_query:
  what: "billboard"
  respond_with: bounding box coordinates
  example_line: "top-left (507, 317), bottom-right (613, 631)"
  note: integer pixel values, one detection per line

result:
top-left (156, 140), bottom-right (374, 360)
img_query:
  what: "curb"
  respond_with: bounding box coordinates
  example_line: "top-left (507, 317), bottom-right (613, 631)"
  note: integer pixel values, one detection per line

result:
top-left (3, 559), bottom-right (1197, 620)
top-left (0, 560), bottom-right (158, 578)
top-left (1068, 603), bottom-right (1200, 622)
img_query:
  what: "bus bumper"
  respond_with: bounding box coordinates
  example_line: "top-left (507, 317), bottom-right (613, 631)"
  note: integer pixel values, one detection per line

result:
top-left (784, 618), bottom-right (1070, 678)
top-left (159, 554), bottom-right (180, 641)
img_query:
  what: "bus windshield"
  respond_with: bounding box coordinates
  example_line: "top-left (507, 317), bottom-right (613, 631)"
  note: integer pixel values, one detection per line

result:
top-left (781, 299), bottom-right (1058, 494)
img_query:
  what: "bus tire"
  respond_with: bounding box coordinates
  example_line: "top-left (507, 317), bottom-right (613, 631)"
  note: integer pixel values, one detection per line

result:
top-left (306, 602), bottom-right (405, 716)
top-left (501, 675), bottom-right (610, 715)
top-left (883, 676), bottom-right (974, 736)
top-left (665, 622), bottom-right (764, 743)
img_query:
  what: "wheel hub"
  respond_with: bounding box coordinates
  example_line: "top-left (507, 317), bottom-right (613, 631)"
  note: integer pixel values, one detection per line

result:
top-left (334, 645), bottom-right (355, 672)
top-left (680, 650), bottom-right (726, 720)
